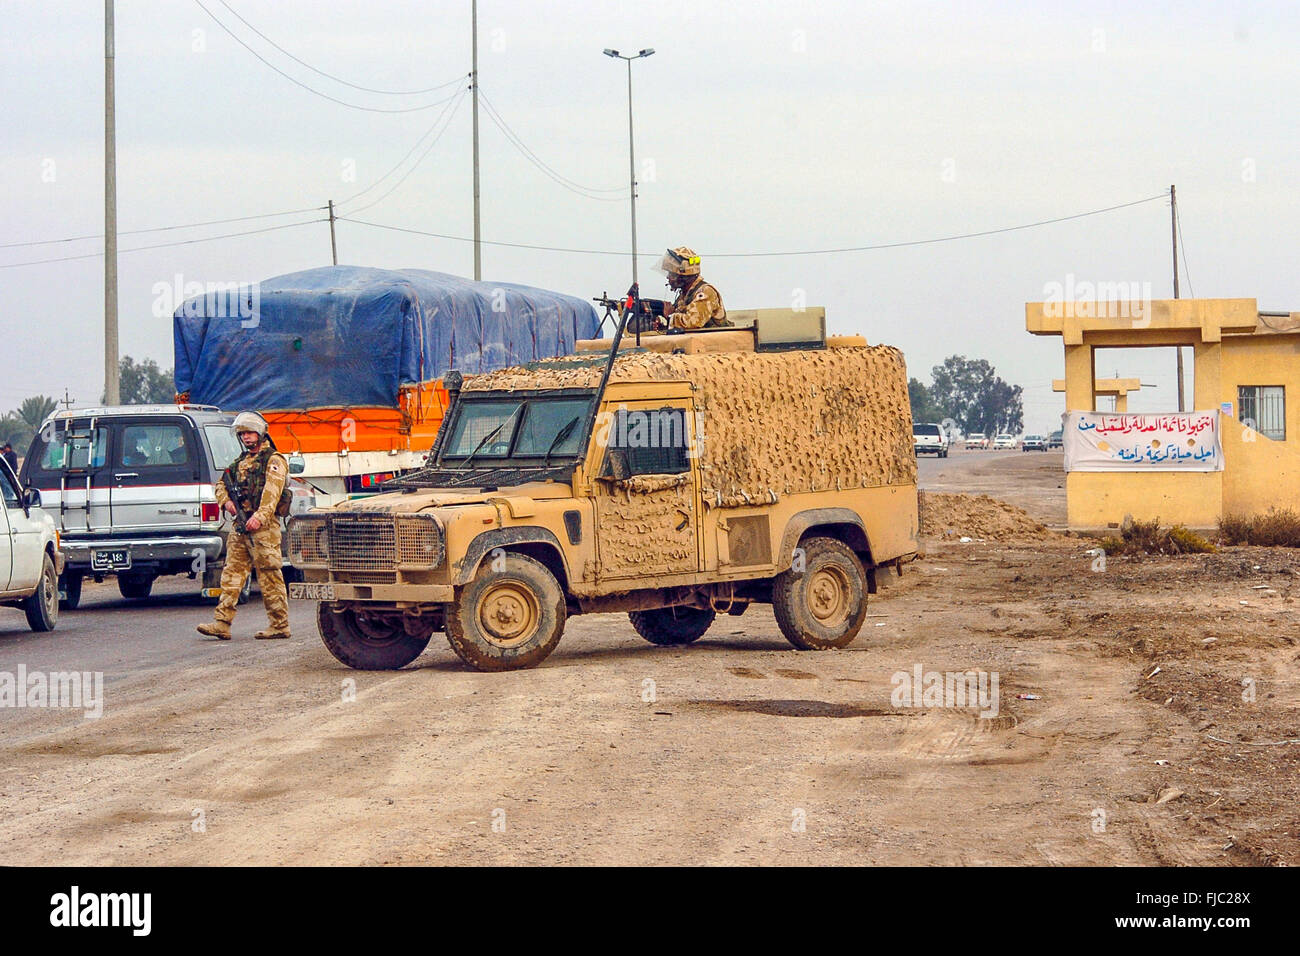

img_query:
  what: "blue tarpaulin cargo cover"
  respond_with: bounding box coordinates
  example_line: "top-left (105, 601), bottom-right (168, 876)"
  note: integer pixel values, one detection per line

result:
top-left (173, 266), bottom-right (602, 411)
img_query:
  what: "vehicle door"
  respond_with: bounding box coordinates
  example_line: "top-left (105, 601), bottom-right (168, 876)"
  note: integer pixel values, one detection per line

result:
top-left (0, 484), bottom-right (11, 592)
top-left (0, 461), bottom-right (42, 590)
top-left (23, 419), bottom-right (113, 533)
top-left (107, 417), bottom-right (203, 534)
top-left (592, 401), bottom-right (701, 581)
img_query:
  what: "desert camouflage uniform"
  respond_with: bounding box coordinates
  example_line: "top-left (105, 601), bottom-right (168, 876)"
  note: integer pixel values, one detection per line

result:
top-left (667, 277), bottom-right (730, 330)
top-left (213, 440), bottom-right (289, 633)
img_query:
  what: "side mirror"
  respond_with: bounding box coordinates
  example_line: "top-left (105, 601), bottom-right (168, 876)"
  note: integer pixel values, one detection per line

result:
top-left (288, 454), bottom-right (306, 475)
top-left (23, 487), bottom-right (42, 510)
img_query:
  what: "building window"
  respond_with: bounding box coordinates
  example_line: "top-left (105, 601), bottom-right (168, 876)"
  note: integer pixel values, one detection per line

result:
top-left (1238, 385), bottom-right (1285, 441)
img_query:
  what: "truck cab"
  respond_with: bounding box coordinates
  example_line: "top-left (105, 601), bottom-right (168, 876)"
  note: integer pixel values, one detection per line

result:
top-left (288, 310), bottom-right (920, 671)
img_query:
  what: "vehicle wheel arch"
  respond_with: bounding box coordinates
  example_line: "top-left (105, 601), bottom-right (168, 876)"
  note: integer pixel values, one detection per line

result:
top-left (778, 508), bottom-right (874, 573)
top-left (454, 528), bottom-right (572, 593)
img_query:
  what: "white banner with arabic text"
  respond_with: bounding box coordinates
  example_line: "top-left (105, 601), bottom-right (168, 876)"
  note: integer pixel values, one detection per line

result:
top-left (1064, 411), bottom-right (1223, 472)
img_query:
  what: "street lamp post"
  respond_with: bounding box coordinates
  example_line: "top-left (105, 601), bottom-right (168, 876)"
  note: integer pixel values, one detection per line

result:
top-left (604, 47), bottom-right (654, 288)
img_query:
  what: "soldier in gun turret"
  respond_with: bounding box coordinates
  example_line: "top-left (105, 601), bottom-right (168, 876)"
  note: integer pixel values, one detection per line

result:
top-left (197, 412), bottom-right (292, 641)
top-left (658, 246), bottom-right (731, 331)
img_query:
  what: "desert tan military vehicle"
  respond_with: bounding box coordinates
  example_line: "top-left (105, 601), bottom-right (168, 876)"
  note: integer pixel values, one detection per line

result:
top-left (287, 309), bottom-right (919, 671)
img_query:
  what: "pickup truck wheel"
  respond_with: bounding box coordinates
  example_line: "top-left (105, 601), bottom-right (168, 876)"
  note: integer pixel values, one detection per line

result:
top-left (772, 537), bottom-right (867, 650)
top-left (317, 603), bottom-right (432, 670)
top-left (445, 553), bottom-right (565, 672)
top-left (117, 573), bottom-right (155, 600)
top-left (24, 554), bottom-right (59, 632)
top-left (59, 570), bottom-right (83, 610)
top-left (629, 606), bottom-right (715, 646)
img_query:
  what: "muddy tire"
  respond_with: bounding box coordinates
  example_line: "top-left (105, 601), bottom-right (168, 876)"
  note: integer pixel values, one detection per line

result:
top-left (629, 606), bottom-right (715, 646)
top-left (317, 603), bottom-right (433, 670)
top-left (59, 570), bottom-right (83, 610)
top-left (445, 553), bottom-right (565, 672)
top-left (117, 573), bottom-right (155, 600)
top-left (772, 536), bottom-right (867, 650)
top-left (24, 554), bottom-right (59, 632)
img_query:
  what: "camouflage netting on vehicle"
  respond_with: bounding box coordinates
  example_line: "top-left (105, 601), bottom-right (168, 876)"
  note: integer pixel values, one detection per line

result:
top-left (464, 346), bottom-right (917, 506)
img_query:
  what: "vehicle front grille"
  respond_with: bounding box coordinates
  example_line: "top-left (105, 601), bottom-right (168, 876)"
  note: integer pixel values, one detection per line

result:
top-left (326, 513), bottom-right (444, 571)
top-left (335, 570), bottom-right (397, 585)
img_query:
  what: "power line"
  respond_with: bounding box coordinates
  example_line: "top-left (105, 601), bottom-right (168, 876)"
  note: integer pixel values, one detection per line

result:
top-left (194, 0), bottom-right (467, 114)
top-left (478, 89), bottom-right (628, 201)
top-left (216, 0), bottom-right (468, 96)
top-left (0, 206), bottom-right (326, 249)
top-left (341, 191), bottom-right (1172, 259)
top-left (0, 218), bottom-right (326, 269)
top-left (339, 88), bottom-right (469, 213)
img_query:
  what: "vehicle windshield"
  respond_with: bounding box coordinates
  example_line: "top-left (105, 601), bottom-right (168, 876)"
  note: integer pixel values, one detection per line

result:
top-left (441, 396), bottom-right (591, 461)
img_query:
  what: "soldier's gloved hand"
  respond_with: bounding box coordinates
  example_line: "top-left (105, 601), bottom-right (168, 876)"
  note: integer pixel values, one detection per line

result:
top-left (223, 501), bottom-right (237, 516)
top-left (245, 515), bottom-right (263, 532)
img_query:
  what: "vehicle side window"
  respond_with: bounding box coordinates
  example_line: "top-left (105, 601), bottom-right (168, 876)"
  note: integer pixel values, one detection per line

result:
top-left (119, 424), bottom-right (190, 468)
top-left (38, 427), bottom-right (109, 471)
top-left (603, 407), bottom-right (690, 477)
top-left (0, 463), bottom-right (21, 506)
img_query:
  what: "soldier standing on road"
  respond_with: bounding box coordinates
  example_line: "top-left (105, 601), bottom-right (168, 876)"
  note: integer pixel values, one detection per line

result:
top-left (658, 246), bottom-right (731, 330)
top-left (197, 412), bottom-right (291, 641)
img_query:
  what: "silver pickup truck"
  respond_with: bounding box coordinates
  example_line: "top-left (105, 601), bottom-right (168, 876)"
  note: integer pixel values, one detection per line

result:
top-left (20, 404), bottom-right (310, 607)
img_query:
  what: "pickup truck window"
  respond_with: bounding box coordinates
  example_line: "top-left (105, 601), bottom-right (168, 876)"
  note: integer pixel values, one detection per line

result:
top-left (0, 463), bottom-right (19, 505)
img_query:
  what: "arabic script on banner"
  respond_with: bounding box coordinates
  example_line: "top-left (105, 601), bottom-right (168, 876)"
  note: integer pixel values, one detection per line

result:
top-left (1064, 411), bottom-right (1223, 472)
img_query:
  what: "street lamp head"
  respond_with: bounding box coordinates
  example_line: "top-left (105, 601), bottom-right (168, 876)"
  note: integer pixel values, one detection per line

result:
top-left (638, 48), bottom-right (655, 57)
top-left (603, 48), bottom-right (620, 58)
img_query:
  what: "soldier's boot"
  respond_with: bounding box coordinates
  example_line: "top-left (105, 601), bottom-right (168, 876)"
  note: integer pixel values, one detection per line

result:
top-left (197, 620), bottom-right (232, 640)
top-left (254, 566), bottom-right (291, 640)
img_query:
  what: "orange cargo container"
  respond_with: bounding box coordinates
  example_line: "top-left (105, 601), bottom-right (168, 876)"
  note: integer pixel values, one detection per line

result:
top-left (261, 380), bottom-right (450, 456)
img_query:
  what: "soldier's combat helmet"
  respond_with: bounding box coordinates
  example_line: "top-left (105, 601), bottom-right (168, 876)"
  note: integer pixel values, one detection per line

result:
top-left (231, 411), bottom-right (269, 439)
top-left (656, 246), bottom-right (702, 277)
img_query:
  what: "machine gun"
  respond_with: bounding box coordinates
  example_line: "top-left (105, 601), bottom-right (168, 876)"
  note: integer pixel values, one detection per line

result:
top-left (592, 283), bottom-right (671, 343)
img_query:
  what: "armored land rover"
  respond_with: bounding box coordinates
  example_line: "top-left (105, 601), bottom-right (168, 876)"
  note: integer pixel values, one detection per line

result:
top-left (288, 310), bottom-right (919, 671)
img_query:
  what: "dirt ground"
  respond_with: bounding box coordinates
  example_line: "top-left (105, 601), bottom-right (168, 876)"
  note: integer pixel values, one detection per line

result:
top-left (2, 451), bottom-right (1295, 865)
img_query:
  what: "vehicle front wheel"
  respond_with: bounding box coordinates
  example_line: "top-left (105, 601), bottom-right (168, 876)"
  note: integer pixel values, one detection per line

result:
top-left (117, 573), bottom-right (155, 600)
top-left (59, 570), bottom-right (83, 610)
top-left (317, 603), bottom-right (434, 670)
top-left (24, 554), bottom-right (59, 632)
top-left (629, 606), bottom-right (716, 646)
top-left (445, 553), bottom-right (566, 671)
top-left (772, 536), bottom-right (868, 650)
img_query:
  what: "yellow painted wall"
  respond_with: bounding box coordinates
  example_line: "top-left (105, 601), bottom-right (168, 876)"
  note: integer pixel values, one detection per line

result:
top-left (1219, 336), bottom-right (1300, 517)
top-left (1067, 472), bottom-right (1223, 530)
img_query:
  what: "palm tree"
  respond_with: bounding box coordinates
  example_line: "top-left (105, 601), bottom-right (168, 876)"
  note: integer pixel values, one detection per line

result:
top-left (18, 395), bottom-right (57, 431)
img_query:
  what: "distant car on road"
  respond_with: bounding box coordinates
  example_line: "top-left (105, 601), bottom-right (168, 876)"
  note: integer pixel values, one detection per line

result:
top-left (913, 422), bottom-right (949, 457)
top-left (992, 433), bottom-right (1016, 450)
top-left (964, 432), bottom-right (989, 450)
top-left (1047, 430), bottom-right (1064, 450)
top-left (1022, 434), bottom-right (1047, 451)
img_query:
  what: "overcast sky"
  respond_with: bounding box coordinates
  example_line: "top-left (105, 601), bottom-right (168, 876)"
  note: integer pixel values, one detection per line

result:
top-left (3, 0), bottom-right (1297, 433)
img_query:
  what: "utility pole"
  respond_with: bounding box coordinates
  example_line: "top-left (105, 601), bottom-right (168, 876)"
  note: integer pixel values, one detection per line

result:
top-left (604, 48), bottom-right (655, 288)
top-left (104, 0), bottom-right (120, 405)
top-left (1172, 184), bottom-right (1184, 412)
top-left (62, 389), bottom-right (76, 411)
top-left (328, 199), bottom-right (338, 265)
top-left (471, 0), bottom-right (481, 280)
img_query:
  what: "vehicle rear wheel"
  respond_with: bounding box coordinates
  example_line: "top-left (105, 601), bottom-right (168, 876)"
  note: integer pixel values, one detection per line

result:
top-left (445, 553), bottom-right (565, 672)
top-left (117, 573), bottom-right (155, 600)
top-left (317, 603), bottom-right (433, 670)
top-left (772, 536), bottom-right (868, 650)
top-left (58, 570), bottom-right (83, 610)
top-left (24, 554), bottom-right (59, 632)
top-left (629, 606), bottom-right (716, 646)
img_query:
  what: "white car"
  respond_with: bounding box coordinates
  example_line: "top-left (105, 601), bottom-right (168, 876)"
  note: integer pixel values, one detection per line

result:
top-left (912, 422), bottom-right (949, 457)
top-left (964, 433), bottom-right (988, 450)
top-left (0, 457), bottom-right (62, 631)
top-left (993, 434), bottom-right (1017, 450)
